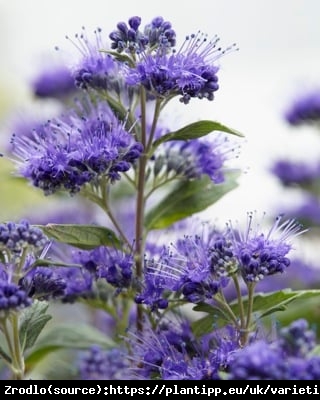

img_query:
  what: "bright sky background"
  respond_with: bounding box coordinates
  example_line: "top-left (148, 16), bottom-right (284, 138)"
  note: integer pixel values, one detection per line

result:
top-left (1, 0), bottom-right (320, 225)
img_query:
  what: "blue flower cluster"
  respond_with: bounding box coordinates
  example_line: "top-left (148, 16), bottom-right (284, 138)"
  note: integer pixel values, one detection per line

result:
top-left (285, 90), bottom-right (320, 125)
top-left (228, 319), bottom-right (320, 380)
top-left (12, 102), bottom-right (143, 195)
top-left (0, 220), bottom-right (48, 258)
top-left (136, 215), bottom-right (301, 309)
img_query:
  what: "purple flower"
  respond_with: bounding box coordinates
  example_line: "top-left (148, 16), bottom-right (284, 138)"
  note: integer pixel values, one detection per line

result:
top-left (256, 256), bottom-right (320, 292)
top-left (228, 340), bottom-right (285, 380)
top-left (0, 279), bottom-right (32, 313)
top-left (32, 65), bottom-right (76, 99)
top-left (65, 26), bottom-right (134, 102)
top-left (278, 318), bottom-right (316, 357)
top-left (284, 89), bottom-right (320, 125)
top-left (278, 195), bottom-right (320, 227)
top-left (143, 16), bottom-right (176, 49)
top-left (137, 231), bottom-right (232, 308)
top-left (78, 345), bottom-right (131, 380)
top-left (229, 213), bottom-right (304, 283)
top-left (128, 320), bottom-right (239, 380)
top-left (59, 267), bottom-right (93, 303)
top-left (11, 101), bottom-right (143, 195)
top-left (20, 267), bottom-right (67, 300)
top-left (0, 220), bottom-right (48, 260)
top-left (73, 246), bottom-right (134, 290)
top-left (109, 16), bottom-right (176, 54)
top-left (109, 16), bottom-right (146, 54)
top-left (125, 28), bottom-right (236, 103)
top-left (166, 135), bottom-right (234, 183)
top-left (20, 263), bottom-right (94, 303)
top-left (270, 159), bottom-right (320, 187)
top-left (134, 255), bottom-right (170, 311)
top-left (228, 319), bottom-right (320, 380)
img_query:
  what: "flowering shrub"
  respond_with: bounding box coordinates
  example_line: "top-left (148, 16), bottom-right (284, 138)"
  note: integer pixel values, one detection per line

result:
top-left (1, 15), bottom-right (320, 381)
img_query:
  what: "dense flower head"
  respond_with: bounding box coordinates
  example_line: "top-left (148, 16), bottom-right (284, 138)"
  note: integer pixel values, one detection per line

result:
top-left (120, 18), bottom-right (236, 103)
top-left (63, 16), bottom-right (235, 104)
top-left (125, 33), bottom-right (223, 103)
top-left (68, 26), bottom-right (135, 98)
top-left (284, 89), bottom-right (320, 125)
top-left (0, 278), bottom-right (32, 314)
top-left (227, 319), bottom-right (320, 380)
top-left (32, 65), bottom-right (76, 99)
top-left (134, 255), bottom-right (170, 311)
top-left (153, 134), bottom-right (237, 183)
top-left (278, 318), bottom-right (316, 357)
top-left (270, 159), bottom-right (320, 187)
top-left (78, 345), bottom-right (131, 380)
top-left (11, 101), bottom-right (143, 195)
top-left (63, 267), bottom-right (94, 302)
top-left (229, 213), bottom-right (303, 283)
top-left (143, 16), bottom-right (176, 50)
top-left (0, 220), bottom-right (48, 260)
top-left (20, 266), bottom-right (67, 300)
top-left (72, 246), bottom-right (134, 290)
top-left (128, 320), bottom-right (239, 380)
top-left (137, 230), bottom-right (233, 308)
top-left (250, 256), bottom-right (320, 294)
top-left (109, 16), bottom-right (176, 55)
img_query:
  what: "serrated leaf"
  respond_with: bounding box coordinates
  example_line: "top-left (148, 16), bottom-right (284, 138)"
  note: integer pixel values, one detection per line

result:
top-left (25, 323), bottom-right (114, 367)
top-left (19, 300), bottom-right (52, 352)
top-left (36, 224), bottom-right (122, 250)
top-left (152, 120), bottom-right (244, 151)
top-left (145, 171), bottom-right (240, 230)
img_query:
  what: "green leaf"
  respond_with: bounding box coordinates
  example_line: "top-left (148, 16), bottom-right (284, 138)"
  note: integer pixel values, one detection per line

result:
top-left (25, 323), bottom-right (115, 367)
top-left (30, 259), bottom-right (82, 268)
top-left (101, 50), bottom-right (135, 67)
top-left (0, 346), bottom-right (11, 364)
top-left (19, 300), bottom-right (52, 352)
top-left (250, 289), bottom-right (320, 320)
top-left (263, 296), bottom-right (320, 334)
top-left (310, 345), bottom-right (320, 356)
top-left (192, 311), bottom-right (230, 337)
top-left (152, 120), bottom-right (244, 151)
top-left (145, 171), bottom-right (240, 230)
top-left (36, 224), bottom-right (122, 250)
top-left (192, 289), bottom-right (320, 336)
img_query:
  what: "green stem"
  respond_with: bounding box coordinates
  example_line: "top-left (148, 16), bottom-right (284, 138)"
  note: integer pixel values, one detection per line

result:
top-left (245, 282), bottom-right (256, 330)
top-left (1, 319), bottom-right (15, 366)
top-left (11, 313), bottom-right (24, 380)
top-left (146, 98), bottom-right (162, 153)
top-left (232, 274), bottom-right (245, 328)
top-left (240, 281), bottom-right (256, 346)
top-left (214, 292), bottom-right (240, 328)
